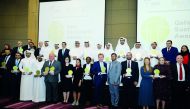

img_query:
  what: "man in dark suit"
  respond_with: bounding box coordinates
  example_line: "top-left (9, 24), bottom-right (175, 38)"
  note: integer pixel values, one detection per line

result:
top-left (34, 41), bottom-right (43, 58)
top-left (171, 54), bottom-right (190, 109)
top-left (12, 41), bottom-right (25, 57)
top-left (58, 42), bottom-right (70, 64)
top-left (91, 53), bottom-right (107, 108)
top-left (0, 49), bottom-right (14, 97)
top-left (162, 40), bottom-right (178, 64)
top-left (42, 53), bottom-right (61, 103)
top-left (23, 39), bottom-right (36, 51)
top-left (10, 52), bottom-right (22, 101)
top-left (121, 52), bottom-right (139, 109)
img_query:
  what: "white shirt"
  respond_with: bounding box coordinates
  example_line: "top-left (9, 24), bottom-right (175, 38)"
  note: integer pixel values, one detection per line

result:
top-left (99, 61), bottom-right (104, 67)
top-left (86, 64), bottom-right (91, 69)
top-left (49, 60), bottom-right (55, 66)
top-left (176, 63), bottom-right (185, 81)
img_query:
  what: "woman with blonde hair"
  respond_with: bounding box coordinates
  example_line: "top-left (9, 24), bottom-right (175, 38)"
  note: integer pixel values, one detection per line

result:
top-left (138, 57), bottom-right (154, 109)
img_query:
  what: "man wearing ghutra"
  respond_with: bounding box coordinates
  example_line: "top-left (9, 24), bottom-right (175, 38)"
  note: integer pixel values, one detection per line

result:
top-left (131, 42), bottom-right (147, 87)
top-left (19, 50), bottom-right (36, 101)
top-left (115, 37), bottom-right (130, 62)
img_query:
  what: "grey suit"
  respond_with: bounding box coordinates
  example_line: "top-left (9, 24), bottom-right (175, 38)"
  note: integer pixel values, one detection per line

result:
top-left (108, 60), bottom-right (121, 85)
top-left (42, 60), bottom-right (61, 82)
top-left (41, 60), bottom-right (61, 102)
top-left (107, 60), bottom-right (121, 107)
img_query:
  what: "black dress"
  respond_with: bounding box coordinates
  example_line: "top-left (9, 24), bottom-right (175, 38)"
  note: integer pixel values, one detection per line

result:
top-left (153, 64), bottom-right (172, 100)
top-left (60, 64), bottom-right (73, 92)
top-left (72, 67), bottom-right (83, 92)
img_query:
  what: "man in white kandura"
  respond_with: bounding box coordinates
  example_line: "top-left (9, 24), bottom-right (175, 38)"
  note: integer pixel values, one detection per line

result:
top-left (93, 44), bottom-right (104, 62)
top-left (40, 41), bottom-right (52, 60)
top-left (32, 56), bottom-right (46, 102)
top-left (103, 43), bottom-right (114, 64)
top-left (69, 41), bottom-right (83, 66)
top-left (148, 42), bottom-right (162, 67)
top-left (115, 37), bottom-right (130, 62)
top-left (82, 41), bottom-right (93, 64)
top-left (131, 42), bottom-right (147, 87)
top-left (52, 44), bottom-right (60, 60)
top-left (19, 50), bottom-right (36, 101)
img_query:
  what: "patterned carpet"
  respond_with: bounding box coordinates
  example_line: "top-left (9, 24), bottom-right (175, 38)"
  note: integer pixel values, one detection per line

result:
top-left (0, 98), bottom-right (109, 109)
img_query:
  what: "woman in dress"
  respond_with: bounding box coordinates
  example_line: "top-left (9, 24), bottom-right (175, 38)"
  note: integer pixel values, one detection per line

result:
top-left (139, 57), bottom-right (154, 109)
top-left (153, 57), bottom-right (171, 109)
top-left (72, 59), bottom-right (83, 106)
top-left (60, 56), bottom-right (73, 103)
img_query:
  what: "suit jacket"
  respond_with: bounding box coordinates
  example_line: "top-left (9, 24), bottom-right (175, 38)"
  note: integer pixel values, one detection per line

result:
top-left (107, 60), bottom-right (121, 85)
top-left (58, 48), bottom-right (70, 63)
top-left (34, 48), bottom-right (41, 57)
top-left (121, 60), bottom-right (139, 86)
top-left (2, 55), bottom-right (14, 72)
top-left (171, 63), bottom-right (190, 88)
top-left (91, 61), bottom-right (107, 86)
top-left (23, 45), bottom-right (36, 51)
top-left (10, 58), bottom-right (22, 75)
top-left (12, 47), bottom-right (24, 57)
top-left (41, 60), bottom-right (61, 82)
top-left (171, 63), bottom-right (189, 81)
top-left (162, 47), bottom-right (178, 64)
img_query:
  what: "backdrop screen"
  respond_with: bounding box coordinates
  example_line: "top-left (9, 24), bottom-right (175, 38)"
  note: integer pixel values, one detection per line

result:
top-left (39, 0), bottom-right (105, 48)
top-left (137, 0), bottom-right (190, 49)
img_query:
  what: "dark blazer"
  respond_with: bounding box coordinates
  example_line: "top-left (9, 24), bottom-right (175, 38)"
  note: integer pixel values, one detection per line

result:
top-left (41, 60), bottom-right (61, 82)
top-left (10, 58), bottom-right (22, 77)
top-left (12, 47), bottom-right (24, 57)
top-left (171, 63), bottom-right (190, 88)
top-left (23, 45), bottom-right (36, 51)
top-left (91, 61), bottom-right (107, 86)
top-left (162, 47), bottom-right (178, 64)
top-left (34, 48), bottom-right (41, 58)
top-left (2, 55), bottom-right (14, 72)
top-left (58, 48), bottom-right (70, 63)
top-left (121, 60), bottom-right (139, 86)
top-left (171, 63), bottom-right (189, 81)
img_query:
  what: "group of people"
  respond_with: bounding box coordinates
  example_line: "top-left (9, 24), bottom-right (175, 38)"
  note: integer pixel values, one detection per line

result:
top-left (0, 38), bottom-right (190, 109)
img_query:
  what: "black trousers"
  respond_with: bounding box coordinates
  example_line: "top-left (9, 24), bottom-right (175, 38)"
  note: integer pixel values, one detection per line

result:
top-left (82, 80), bottom-right (93, 103)
top-left (45, 81), bottom-right (58, 102)
top-left (172, 82), bottom-right (188, 109)
top-left (10, 73), bottom-right (21, 100)
top-left (122, 84), bottom-right (138, 109)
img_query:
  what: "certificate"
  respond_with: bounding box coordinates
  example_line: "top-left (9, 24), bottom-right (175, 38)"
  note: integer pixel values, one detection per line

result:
top-left (154, 69), bottom-right (160, 77)
top-left (125, 68), bottom-right (132, 76)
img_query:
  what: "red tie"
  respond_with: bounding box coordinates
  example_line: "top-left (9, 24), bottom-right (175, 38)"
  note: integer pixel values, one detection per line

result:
top-left (179, 63), bottom-right (183, 80)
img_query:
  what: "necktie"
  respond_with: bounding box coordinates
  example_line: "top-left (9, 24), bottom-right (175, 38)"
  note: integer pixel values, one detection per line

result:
top-left (109, 63), bottom-right (112, 71)
top-left (167, 48), bottom-right (170, 52)
top-left (179, 63), bottom-right (183, 80)
top-left (128, 61), bottom-right (130, 68)
top-left (49, 61), bottom-right (52, 66)
top-left (4, 56), bottom-right (8, 62)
